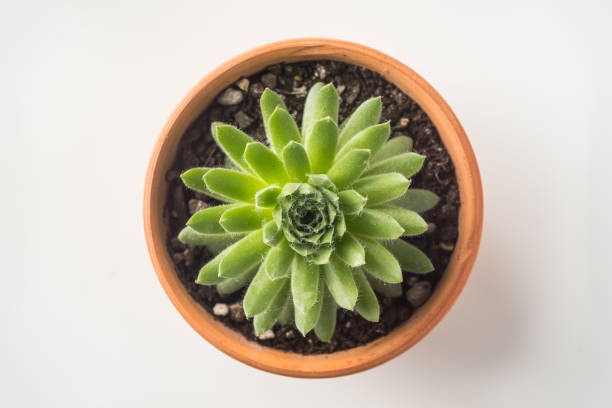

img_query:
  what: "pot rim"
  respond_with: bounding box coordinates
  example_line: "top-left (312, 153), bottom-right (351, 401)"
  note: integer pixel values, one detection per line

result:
top-left (143, 38), bottom-right (483, 378)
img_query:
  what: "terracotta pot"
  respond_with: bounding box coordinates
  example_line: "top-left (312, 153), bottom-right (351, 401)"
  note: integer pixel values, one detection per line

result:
top-left (144, 38), bottom-right (483, 378)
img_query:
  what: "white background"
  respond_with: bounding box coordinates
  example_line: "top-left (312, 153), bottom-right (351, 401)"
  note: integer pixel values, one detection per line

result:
top-left (2, 0), bottom-right (611, 406)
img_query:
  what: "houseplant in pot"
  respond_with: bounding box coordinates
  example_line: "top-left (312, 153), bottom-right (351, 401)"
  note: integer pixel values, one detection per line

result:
top-left (144, 38), bottom-right (483, 377)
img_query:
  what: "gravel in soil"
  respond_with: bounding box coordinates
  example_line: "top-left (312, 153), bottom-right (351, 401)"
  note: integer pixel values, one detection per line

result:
top-left (164, 60), bottom-right (460, 354)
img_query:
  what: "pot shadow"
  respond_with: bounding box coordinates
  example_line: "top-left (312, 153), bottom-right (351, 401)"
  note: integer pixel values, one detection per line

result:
top-left (383, 228), bottom-right (526, 378)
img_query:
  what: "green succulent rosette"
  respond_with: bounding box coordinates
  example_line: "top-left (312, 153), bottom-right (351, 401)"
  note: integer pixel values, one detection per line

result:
top-left (179, 82), bottom-right (440, 342)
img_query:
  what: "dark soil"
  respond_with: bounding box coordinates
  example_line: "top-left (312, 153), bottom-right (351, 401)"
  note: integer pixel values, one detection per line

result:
top-left (164, 60), bottom-right (460, 354)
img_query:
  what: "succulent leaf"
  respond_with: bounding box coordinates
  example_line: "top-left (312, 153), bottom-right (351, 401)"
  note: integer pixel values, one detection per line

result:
top-left (352, 173), bottom-right (410, 205)
top-left (294, 280), bottom-right (324, 336)
top-left (243, 263), bottom-right (288, 317)
top-left (244, 142), bottom-right (289, 184)
top-left (336, 122), bottom-right (390, 160)
top-left (260, 89), bottom-right (288, 138)
top-left (389, 189), bottom-right (440, 213)
top-left (196, 249), bottom-right (227, 285)
top-left (291, 256), bottom-right (320, 311)
top-left (265, 238), bottom-right (294, 280)
top-left (187, 204), bottom-right (235, 234)
top-left (338, 190), bottom-right (367, 215)
top-left (346, 209), bottom-right (404, 239)
top-left (327, 148), bottom-right (371, 189)
top-left (323, 255), bottom-right (358, 310)
top-left (262, 220), bottom-right (283, 247)
top-left (306, 117), bottom-right (338, 174)
top-left (212, 124), bottom-right (254, 173)
top-left (371, 136), bottom-right (413, 164)
top-left (338, 96), bottom-right (382, 147)
top-left (217, 267), bottom-right (257, 295)
top-left (303, 83), bottom-right (339, 143)
top-left (364, 152), bottom-right (425, 178)
top-left (253, 280), bottom-right (290, 335)
top-left (314, 287), bottom-right (337, 342)
top-left (301, 82), bottom-right (324, 140)
top-left (255, 185), bottom-right (281, 208)
top-left (181, 167), bottom-right (234, 202)
top-left (366, 274), bottom-right (403, 298)
top-left (219, 204), bottom-right (272, 233)
top-left (335, 232), bottom-right (365, 267)
top-left (277, 295), bottom-right (294, 325)
top-left (178, 226), bottom-right (243, 254)
top-left (383, 239), bottom-right (435, 274)
top-left (374, 206), bottom-right (428, 236)
top-left (361, 238), bottom-right (403, 283)
top-left (268, 107), bottom-right (301, 154)
top-left (204, 168), bottom-right (266, 203)
top-left (218, 229), bottom-right (269, 278)
top-left (353, 269), bottom-right (380, 322)
top-left (180, 167), bottom-right (210, 193)
top-left (281, 141), bottom-right (311, 182)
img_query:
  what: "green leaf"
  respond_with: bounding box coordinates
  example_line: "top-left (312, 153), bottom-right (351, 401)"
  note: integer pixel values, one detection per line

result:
top-left (195, 249), bottom-right (227, 285)
top-left (291, 256), bottom-right (320, 311)
top-left (244, 142), bottom-right (289, 184)
top-left (306, 117), bottom-right (338, 174)
top-left (310, 246), bottom-right (333, 265)
top-left (217, 267), bottom-right (257, 294)
top-left (371, 136), bottom-right (413, 164)
top-left (218, 229), bottom-right (269, 278)
top-left (281, 141), bottom-right (311, 182)
top-left (265, 238), bottom-right (294, 280)
top-left (294, 280), bottom-right (324, 336)
top-left (186, 204), bottom-right (234, 234)
top-left (277, 295), bottom-right (294, 325)
top-left (204, 169), bottom-right (266, 203)
top-left (253, 280), bottom-right (289, 335)
top-left (268, 107), bottom-right (301, 154)
top-left (262, 220), bottom-right (283, 247)
top-left (336, 122), bottom-right (390, 160)
top-left (180, 168), bottom-right (233, 202)
top-left (353, 269), bottom-right (380, 322)
top-left (346, 209), bottom-right (404, 239)
top-left (361, 238), bottom-right (402, 283)
top-left (255, 185), bottom-right (281, 208)
top-left (353, 173), bottom-right (410, 205)
top-left (383, 239), bottom-right (434, 274)
top-left (389, 189), bottom-right (440, 213)
top-left (335, 232), bottom-right (365, 267)
top-left (260, 88), bottom-right (287, 138)
top-left (180, 167), bottom-right (210, 193)
top-left (364, 152), bottom-right (425, 178)
top-left (243, 263), bottom-right (287, 317)
top-left (338, 190), bottom-right (367, 215)
top-left (373, 206), bottom-right (428, 236)
top-left (366, 274), bottom-right (403, 298)
top-left (301, 82), bottom-right (324, 140)
top-left (338, 96), bottom-right (382, 147)
top-left (178, 226), bottom-right (243, 255)
top-left (219, 204), bottom-right (271, 232)
top-left (327, 148), bottom-right (371, 190)
top-left (302, 83), bottom-right (339, 141)
top-left (323, 255), bottom-right (358, 310)
top-left (314, 287), bottom-right (337, 342)
top-left (212, 124), bottom-right (254, 173)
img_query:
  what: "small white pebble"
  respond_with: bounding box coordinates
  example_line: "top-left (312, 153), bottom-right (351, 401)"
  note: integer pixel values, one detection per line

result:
top-left (236, 77), bottom-right (249, 91)
top-left (258, 330), bottom-right (275, 340)
top-left (440, 242), bottom-right (455, 251)
top-left (213, 303), bottom-right (229, 316)
top-left (345, 321), bottom-right (351, 328)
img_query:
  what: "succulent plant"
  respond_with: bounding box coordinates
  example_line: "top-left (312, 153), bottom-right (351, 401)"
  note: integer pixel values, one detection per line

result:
top-left (179, 82), bottom-right (439, 341)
